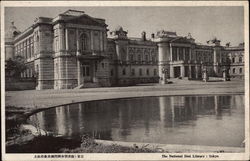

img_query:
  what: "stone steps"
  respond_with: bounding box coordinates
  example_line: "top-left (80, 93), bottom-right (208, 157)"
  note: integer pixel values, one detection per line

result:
top-left (74, 82), bottom-right (101, 89)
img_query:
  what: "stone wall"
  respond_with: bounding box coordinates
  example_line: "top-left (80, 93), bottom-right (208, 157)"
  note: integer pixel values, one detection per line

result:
top-left (34, 24), bottom-right (54, 90)
top-left (54, 56), bottom-right (78, 89)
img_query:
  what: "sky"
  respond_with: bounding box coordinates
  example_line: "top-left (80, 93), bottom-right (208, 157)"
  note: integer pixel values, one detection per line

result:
top-left (5, 6), bottom-right (244, 46)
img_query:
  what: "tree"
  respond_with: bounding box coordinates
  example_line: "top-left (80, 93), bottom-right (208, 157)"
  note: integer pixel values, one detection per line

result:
top-left (5, 55), bottom-right (26, 78)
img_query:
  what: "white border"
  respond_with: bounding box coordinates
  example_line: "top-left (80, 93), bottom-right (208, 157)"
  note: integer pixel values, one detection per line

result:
top-left (1, 1), bottom-right (249, 161)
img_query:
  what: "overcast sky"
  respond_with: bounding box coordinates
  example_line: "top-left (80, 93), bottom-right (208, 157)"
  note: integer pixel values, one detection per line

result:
top-left (5, 6), bottom-right (244, 46)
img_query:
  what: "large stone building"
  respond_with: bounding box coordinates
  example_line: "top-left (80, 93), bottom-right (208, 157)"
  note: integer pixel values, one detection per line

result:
top-left (5, 10), bottom-right (245, 90)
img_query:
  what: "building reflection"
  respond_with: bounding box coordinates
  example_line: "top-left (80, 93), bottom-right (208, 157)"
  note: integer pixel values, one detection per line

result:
top-left (31, 95), bottom-right (238, 141)
top-left (157, 95), bottom-right (234, 127)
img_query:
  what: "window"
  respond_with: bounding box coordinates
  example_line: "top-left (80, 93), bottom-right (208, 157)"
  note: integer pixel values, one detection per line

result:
top-left (95, 61), bottom-right (98, 72)
top-left (138, 54), bottom-right (141, 62)
top-left (172, 47), bottom-right (177, 61)
top-left (36, 64), bottom-right (39, 75)
top-left (36, 35), bottom-right (39, 42)
top-left (122, 68), bottom-right (126, 75)
top-left (102, 63), bottom-right (105, 69)
top-left (232, 57), bottom-right (235, 63)
top-left (239, 68), bottom-right (242, 74)
top-left (55, 63), bottom-right (58, 78)
top-left (55, 39), bottom-right (59, 52)
top-left (31, 44), bottom-right (34, 57)
top-left (152, 55), bottom-right (156, 63)
top-left (82, 66), bottom-right (90, 76)
top-left (154, 69), bottom-right (157, 76)
top-left (184, 48), bottom-right (189, 60)
top-left (233, 68), bottom-right (235, 74)
top-left (131, 68), bottom-right (135, 76)
top-left (239, 57), bottom-right (242, 63)
top-left (179, 48), bottom-right (184, 60)
top-left (139, 68), bottom-right (143, 76)
top-left (110, 69), bottom-right (113, 76)
top-left (80, 33), bottom-right (88, 51)
top-left (129, 54), bottom-right (134, 62)
top-left (145, 54), bottom-right (149, 62)
top-left (146, 69), bottom-right (149, 75)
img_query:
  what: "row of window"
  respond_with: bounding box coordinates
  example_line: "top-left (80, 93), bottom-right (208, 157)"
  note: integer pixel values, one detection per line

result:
top-left (231, 68), bottom-right (243, 74)
top-left (14, 36), bottom-right (35, 60)
top-left (21, 68), bottom-right (34, 78)
top-left (231, 57), bottom-right (243, 63)
top-left (129, 54), bottom-right (157, 62)
top-left (113, 68), bottom-right (158, 76)
top-left (172, 47), bottom-right (190, 61)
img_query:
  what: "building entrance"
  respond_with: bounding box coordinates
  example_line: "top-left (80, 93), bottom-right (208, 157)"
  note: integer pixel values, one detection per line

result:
top-left (174, 66), bottom-right (181, 78)
top-left (82, 64), bottom-right (91, 82)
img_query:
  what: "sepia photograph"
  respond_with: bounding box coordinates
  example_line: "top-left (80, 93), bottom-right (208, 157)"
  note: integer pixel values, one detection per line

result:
top-left (1, 1), bottom-right (249, 161)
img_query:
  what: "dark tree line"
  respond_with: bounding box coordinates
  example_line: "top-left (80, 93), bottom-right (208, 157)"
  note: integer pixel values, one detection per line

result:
top-left (5, 55), bottom-right (26, 78)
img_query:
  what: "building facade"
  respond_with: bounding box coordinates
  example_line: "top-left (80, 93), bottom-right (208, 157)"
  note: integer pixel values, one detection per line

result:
top-left (5, 10), bottom-right (245, 90)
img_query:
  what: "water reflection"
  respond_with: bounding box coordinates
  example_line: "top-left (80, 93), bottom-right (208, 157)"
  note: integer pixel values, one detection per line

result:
top-left (29, 95), bottom-right (244, 147)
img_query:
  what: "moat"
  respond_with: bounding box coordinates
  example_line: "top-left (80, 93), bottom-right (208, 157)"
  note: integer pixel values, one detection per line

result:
top-left (29, 94), bottom-right (244, 147)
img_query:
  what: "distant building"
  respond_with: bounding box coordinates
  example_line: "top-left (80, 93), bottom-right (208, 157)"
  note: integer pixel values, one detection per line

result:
top-left (5, 10), bottom-right (245, 90)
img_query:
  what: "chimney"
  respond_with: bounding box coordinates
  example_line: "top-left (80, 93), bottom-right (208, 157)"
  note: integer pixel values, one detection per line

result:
top-left (141, 31), bottom-right (146, 41)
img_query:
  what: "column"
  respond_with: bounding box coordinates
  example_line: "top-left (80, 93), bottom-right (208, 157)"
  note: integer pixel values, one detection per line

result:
top-left (189, 48), bottom-right (192, 60)
top-left (100, 31), bottom-right (103, 52)
top-left (213, 48), bottom-right (218, 76)
top-left (91, 30), bottom-right (94, 50)
top-left (176, 48), bottom-right (179, 61)
top-left (170, 65), bottom-right (174, 78)
top-left (65, 28), bottom-right (69, 50)
top-left (181, 65), bottom-right (185, 77)
top-left (59, 24), bottom-right (65, 51)
top-left (170, 44), bottom-right (173, 61)
top-left (195, 64), bottom-right (199, 79)
top-left (76, 29), bottom-right (80, 56)
top-left (77, 60), bottom-right (82, 86)
top-left (76, 29), bottom-right (82, 86)
top-left (189, 65), bottom-right (192, 79)
top-left (158, 43), bottom-right (169, 84)
top-left (103, 32), bottom-right (107, 51)
top-left (183, 48), bottom-right (185, 61)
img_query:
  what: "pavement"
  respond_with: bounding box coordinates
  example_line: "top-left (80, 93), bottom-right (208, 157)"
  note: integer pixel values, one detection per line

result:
top-left (5, 79), bottom-right (245, 111)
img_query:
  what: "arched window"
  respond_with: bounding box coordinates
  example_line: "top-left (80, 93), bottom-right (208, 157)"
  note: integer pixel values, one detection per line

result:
top-left (36, 35), bottom-right (39, 42)
top-left (80, 33), bottom-right (88, 51)
top-left (239, 68), bottom-right (242, 73)
top-left (122, 68), bottom-right (126, 75)
top-left (239, 57), bottom-right (242, 63)
top-left (232, 57), bottom-right (235, 63)
top-left (232, 68), bottom-right (235, 74)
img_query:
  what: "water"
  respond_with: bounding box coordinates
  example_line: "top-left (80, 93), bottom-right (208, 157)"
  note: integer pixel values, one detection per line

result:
top-left (29, 95), bottom-right (244, 147)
